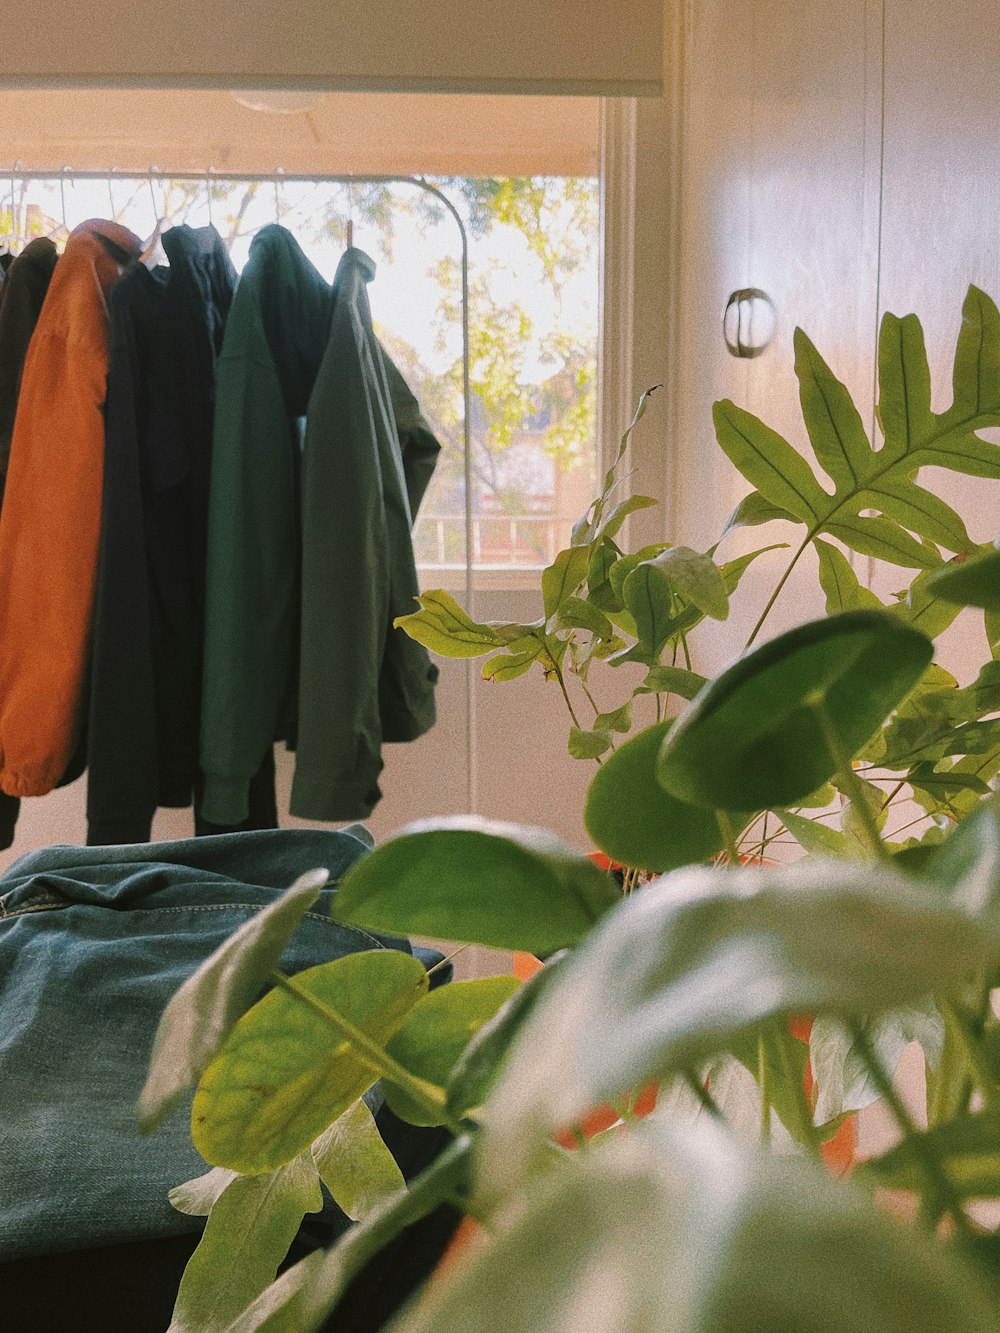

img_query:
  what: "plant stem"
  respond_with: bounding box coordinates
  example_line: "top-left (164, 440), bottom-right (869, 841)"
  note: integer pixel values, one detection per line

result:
top-left (268, 971), bottom-right (462, 1135)
top-left (683, 1070), bottom-right (725, 1121)
top-left (812, 701), bottom-right (890, 865)
top-left (745, 532), bottom-right (813, 649)
top-left (758, 1031), bottom-right (772, 1144)
top-left (716, 809), bottom-right (742, 865)
top-left (850, 1022), bottom-right (973, 1239)
top-left (551, 659), bottom-right (584, 731)
top-left (579, 676), bottom-right (603, 718)
top-left (940, 996), bottom-right (1000, 1113)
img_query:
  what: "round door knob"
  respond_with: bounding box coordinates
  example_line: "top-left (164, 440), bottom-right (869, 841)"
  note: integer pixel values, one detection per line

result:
top-left (723, 288), bottom-right (776, 358)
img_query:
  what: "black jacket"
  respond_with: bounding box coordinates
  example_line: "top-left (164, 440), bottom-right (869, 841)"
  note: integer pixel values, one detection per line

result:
top-left (0, 238), bottom-right (58, 508)
top-left (87, 226), bottom-right (253, 845)
top-left (0, 237), bottom-right (59, 848)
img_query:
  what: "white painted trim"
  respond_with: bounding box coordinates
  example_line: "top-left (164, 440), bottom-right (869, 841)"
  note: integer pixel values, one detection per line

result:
top-left (597, 97), bottom-right (637, 487)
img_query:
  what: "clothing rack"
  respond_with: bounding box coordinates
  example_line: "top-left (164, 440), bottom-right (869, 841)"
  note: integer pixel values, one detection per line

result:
top-left (1, 167), bottom-right (478, 813)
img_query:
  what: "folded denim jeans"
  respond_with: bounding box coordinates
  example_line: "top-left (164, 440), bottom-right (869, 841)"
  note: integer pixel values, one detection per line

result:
top-left (0, 827), bottom-right (420, 1264)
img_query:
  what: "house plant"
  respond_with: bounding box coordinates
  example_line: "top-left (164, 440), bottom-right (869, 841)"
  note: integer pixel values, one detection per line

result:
top-left (141, 286), bottom-right (1000, 1331)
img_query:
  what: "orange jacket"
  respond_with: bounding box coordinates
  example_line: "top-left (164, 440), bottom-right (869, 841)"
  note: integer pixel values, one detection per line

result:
top-left (0, 219), bottom-right (140, 797)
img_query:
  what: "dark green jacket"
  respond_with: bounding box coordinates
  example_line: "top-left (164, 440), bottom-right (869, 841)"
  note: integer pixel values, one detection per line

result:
top-left (200, 226), bottom-right (329, 825)
top-left (200, 231), bottom-right (439, 824)
top-left (291, 247), bottom-right (439, 820)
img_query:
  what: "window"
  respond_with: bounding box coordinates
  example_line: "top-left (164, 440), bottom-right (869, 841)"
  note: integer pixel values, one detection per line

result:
top-left (4, 164), bottom-right (600, 588)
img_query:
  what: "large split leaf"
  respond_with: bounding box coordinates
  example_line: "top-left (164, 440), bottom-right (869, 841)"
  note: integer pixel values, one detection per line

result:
top-left (865, 1112), bottom-right (1000, 1200)
top-left (192, 951), bottom-right (428, 1173)
top-left (927, 546), bottom-right (1000, 614)
top-left (478, 858), bottom-right (999, 1191)
top-left (713, 287), bottom-right (1000, 570)
top-left (393, 590), bottom-right (532, 659)
top-left (311, 1099), bottom-right (405, 1221)
top-left (168, 1153), bottom-right (323, 1333)
top-left (331, 816), bottom-right (620, 953)
top-left (222, 1136), bottom-right (473, 1333)
top-left (656, 610), bottom-right (933, 811)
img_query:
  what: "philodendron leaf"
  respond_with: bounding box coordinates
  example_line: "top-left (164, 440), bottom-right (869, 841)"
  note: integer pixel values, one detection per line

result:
top-left (657, 609), bottom-right (933, 811)
top-left (721, 490), bottom-right (800, 538)
top-left (481, 646), bottom-right (540, 682)
top-left (332, 817), bottom-right (620, 953)
top-left (593, 700), bottom-right (633, 733)
top-left (568, 725), bottom-right (614, 759)
top-left (649, 546), bottom-right (729, 620)
top-left (393, 590), bottom-right (526, 659)
top-left (815, 539), bottom-right (884, 614)
top-left (865, 1112), bottom-right (1000, 1199)
top-left (893, 565), bottom-right (965, 641)
top-left (542, 545), bottom-right (590, 619)
top-left (584, 722), bottom-right (729, 874)
top-left (810, 1002), bottom-right (944, 1127)
top-left (169, 1166), bottom-right (240, 1217)
top-left (554, 595), bottom-right (615, 640)
top-left (619, 562), bottom-right (676, 665)
top-left (594, 493), bottom-right (659, 544)
top-left (192, 951), bottom-right (428, 1173)
top-left (715, 291), bottom-right (1000, 571)
top-left (926, 546), bottom-right (1000, 613)
top-left (775, 808), bottom-right (855, 859)
top-left (638, 664), bottom-right (707, 700)
top-left (571, 386), bottom-right (660, 548)
top-left (479, 858), bottom-right (999, 1191)
top-left (908, 762), bottom-right (991, 809)
top-left (168, 1153), bottom-right (323, 1333)
top-left (222, 1136), bottom-right (473, 1333)
top-left (399, 1121), bottom-right (998, 1333)
top-left (311, 1099), bottom-right (405, 1221)
top-left (383, 977), bottom-right (522, 1125)
top-left (921, 796), bottom-right (1000, 919)
top-left (138, 868), bottom-right (329, 1135)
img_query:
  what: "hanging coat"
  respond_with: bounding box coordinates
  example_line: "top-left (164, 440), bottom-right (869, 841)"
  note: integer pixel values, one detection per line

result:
top-left (0, 236), bottom-right (57, 506)
top-left (291, 246), bottom-right (440, 821)
top-left (0, 219), bottom-right (141, 799)
top-left (0, 235), bottom-right (59, 848)
top-left (86, 226), bottom-right (241, 845)
top-left (199, 225), bottom-right (331, 826)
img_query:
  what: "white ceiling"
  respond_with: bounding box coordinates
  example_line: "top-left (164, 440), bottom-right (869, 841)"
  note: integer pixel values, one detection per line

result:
top-left (0, 90), bottom-right (601, 177)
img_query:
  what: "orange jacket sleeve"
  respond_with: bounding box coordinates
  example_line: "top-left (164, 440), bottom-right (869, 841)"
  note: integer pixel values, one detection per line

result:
top-left (0, 220), bottom-right (140, 798)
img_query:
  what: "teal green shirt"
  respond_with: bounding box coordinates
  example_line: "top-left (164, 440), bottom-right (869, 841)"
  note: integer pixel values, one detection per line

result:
top-left (292, 247), bottom-right (439, 820)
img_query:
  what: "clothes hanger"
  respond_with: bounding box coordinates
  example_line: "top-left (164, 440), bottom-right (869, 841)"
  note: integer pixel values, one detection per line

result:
top-left (44, 167), bottom-right (70, 244)
top-left (140, 170), bottom-right (169, 268)
top-left (6, 162), bottom-right (23, 254)
top-left (346, 176), bottom-right (354, 249)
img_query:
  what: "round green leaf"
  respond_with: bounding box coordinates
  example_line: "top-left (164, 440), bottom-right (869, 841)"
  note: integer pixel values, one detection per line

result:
top-left (584, 721), bottom-right (728, 872)
top-left (192, 950), bottom-right (427, 1173)
top-left (926, 547), bottom-right (1000, 613)
top-left (383, 976), bottom-right (522, 1125)
top-left (333, 817), bottom-right (621, 952)
top-left (657, 610), bottom-right (934, 811)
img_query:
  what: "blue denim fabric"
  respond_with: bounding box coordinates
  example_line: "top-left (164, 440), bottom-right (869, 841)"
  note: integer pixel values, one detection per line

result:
top-left (0, 828), bottom-right (417, 1263)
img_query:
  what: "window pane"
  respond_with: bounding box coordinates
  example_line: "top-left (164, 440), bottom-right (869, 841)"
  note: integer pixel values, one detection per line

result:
top-left (3, 172), bottom-right (599, 584)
